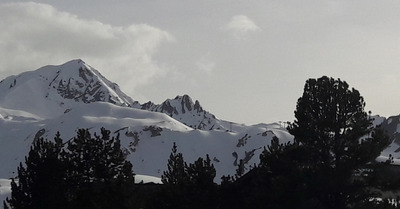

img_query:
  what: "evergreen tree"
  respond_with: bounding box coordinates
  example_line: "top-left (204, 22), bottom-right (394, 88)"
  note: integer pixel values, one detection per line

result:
top-left (5, 128), bottom-right (135, 209)
top-left (159, 143), bottom-right (218, 209)
top-left (287, 76), bottom-right (390, 209)
top-left (185, 155), bottom-right (217, 209)
top-left (186, 154), bottom-right (216, 187)
top-left (158, 143), bottom-right (188, 209)
top-left (5, 133), bottom-right (67, 209)
top-left (64, 128), bottom-right (134, 209)
top-left (161, 142), bottom-right (187, 185)
top-left (258, 137), bottom-right (310, 209)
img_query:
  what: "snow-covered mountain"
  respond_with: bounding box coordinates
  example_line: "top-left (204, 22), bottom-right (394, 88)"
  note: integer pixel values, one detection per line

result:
top-left (140, 94), bottom-right (234, 130)
top-left (0, 59), bottom-right (231, 131)
top-left (0, 59), bottom-right (293, 184)
top-left (0, 59), bottom-right (399, 202)
top-left (0, 59), bottom-right (135, 119)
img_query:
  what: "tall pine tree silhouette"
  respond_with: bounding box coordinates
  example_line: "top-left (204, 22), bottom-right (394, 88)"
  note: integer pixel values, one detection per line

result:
top-left (64, 128), bottom-right (134, 209)
top-left (5, 128), bottom-right (135, 209)
top-left (161, 142), bottom-right (187, 185)
top-left (5, 133), bottom-right (67, 209)
top-left (287, 76), bottom-right (389, 209)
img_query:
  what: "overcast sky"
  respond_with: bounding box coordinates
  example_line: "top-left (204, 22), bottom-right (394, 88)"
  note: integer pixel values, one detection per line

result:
top-left (1, 1), bottom-right (400, 124)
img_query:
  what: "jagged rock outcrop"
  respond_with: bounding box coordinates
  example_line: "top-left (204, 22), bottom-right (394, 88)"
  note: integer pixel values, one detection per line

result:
top-left (140, 95), bottom-right (223, 130)
top-left (47, 59), bottom-right (135, 106)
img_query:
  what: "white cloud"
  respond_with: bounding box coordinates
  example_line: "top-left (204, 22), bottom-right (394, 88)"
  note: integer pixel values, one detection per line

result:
top-left (0, 2), bottom-right (173, 96)
top-left (223, 15), bottom-right (260, 40)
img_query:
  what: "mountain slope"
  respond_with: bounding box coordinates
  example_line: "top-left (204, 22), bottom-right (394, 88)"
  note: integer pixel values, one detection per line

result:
top-left (0, 59), bottom-right (294, 184)
top-left (0, 101), bottom-right (293, 182)
top-left (0, 59), bottom-right (396, 186)
top-left (0, 59), bottom-right (135, 118)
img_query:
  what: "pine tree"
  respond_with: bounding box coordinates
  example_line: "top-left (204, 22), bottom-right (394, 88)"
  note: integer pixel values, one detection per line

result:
top-left (5, 133), bottom-right (67, 209)
top-left (157, 143), bottom-right (188, 209)
top-left (161, 142), bottom-right (187, 185)
top-left (5, 128), bottom-right (135, 209)
top-left (64, 128), bottom-right (134, 209)
top-left (258, 137), bottom-right (310, 209)
top-left (186, 154), bottom-right (216, 187)
top-left (160, 144), bottom-right (218, 209)
top-left (287, 76), bottom-right (390, 209)
top-left (185, 155), bottom-right (217, 209)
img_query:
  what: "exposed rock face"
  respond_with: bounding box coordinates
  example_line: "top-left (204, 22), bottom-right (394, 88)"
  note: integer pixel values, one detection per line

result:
top-left (49, 60), bottom-right (134, 106)
top-left (143, 125), bottom-right (163, 137)
top-left (140, 94), bottom-right (222, 130)
top-left (380, 115), bottom-right (400, 145)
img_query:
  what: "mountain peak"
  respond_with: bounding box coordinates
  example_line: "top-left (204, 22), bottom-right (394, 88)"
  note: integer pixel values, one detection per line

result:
top-left (140, 94), bottom-right (220, 130)
top-left (0, 60), bottom-right (135, 118)
top-left (172, 94), bottom-right (204, 113)
top-left (63, 58), bottom-right (85, 65)
top-left (42, 59), bottom-right (134, 106)
top-left (49, 59), bottom-right (88, 73)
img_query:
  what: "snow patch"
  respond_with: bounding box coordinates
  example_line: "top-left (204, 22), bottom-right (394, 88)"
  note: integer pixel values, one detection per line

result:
top-left (0, 179), bottom-right (11, 205)
top-left (135, 175), bottom-right (162, 184)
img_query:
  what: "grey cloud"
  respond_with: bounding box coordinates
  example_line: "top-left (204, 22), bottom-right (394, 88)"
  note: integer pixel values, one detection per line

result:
top-left (0, 2), bottom-right (173, 95)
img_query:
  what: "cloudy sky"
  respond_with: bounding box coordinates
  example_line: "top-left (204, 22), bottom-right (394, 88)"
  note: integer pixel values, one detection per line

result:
top-left (1, 1), bottom-right (400, 124)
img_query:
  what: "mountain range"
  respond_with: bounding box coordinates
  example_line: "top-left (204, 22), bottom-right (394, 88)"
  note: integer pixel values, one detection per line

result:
top-left (0, 59), bottom-right (400, 191)
top-left (0, 59), bottom-right (293, 181)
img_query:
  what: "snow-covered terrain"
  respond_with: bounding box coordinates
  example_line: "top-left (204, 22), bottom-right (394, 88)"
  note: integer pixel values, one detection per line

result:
top-left (377, 115), bottom-right (400, 163)
top-left (0, 59), bottom-right (293, 184)
top-left (0, 178), bottom-right (11, 204)
top-left (1, 59), bottom-right (400, 202)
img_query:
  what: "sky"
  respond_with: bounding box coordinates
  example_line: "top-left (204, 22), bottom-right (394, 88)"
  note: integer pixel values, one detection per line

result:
top-left (1, 0), bottom-right (400, 125)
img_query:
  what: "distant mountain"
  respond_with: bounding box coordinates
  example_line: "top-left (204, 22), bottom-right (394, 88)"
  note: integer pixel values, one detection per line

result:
top-left (0, 59), bottom-right (398, 188)
top-left (0, 59), bottom-right (293, 184)
top-left (0, 59), bottom-right (135, 118)
top-left (1, 59), bottom-right (400, 204)
top-left (140, 95), bottom-right (228, 130)
top-left (1, 59), bottom-right (399, 204)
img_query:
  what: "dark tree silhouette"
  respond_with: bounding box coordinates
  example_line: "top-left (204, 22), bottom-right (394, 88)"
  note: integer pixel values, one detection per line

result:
top-left (159, 143), bottom-right (218, 209)
top-left (185, 155), bottom-right (217, 209)
top-left (5, 133), bottom-right (67, 209)
top-left (161, 142), bottom-right (187, 185)
top-left (63, 128), bottom-right (134, 209)
top-left (186, 154), bottom-right (216, 187)
top-left (287, 76), bottom-right (390, 209)
top-left (5, 128), bottom-right (135, 209)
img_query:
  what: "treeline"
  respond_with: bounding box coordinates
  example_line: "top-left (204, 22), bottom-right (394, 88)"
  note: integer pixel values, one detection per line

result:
top-left (4, 128), bottom-right (135, 209)
top-left (4, 76), bottom-right (400, 209)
